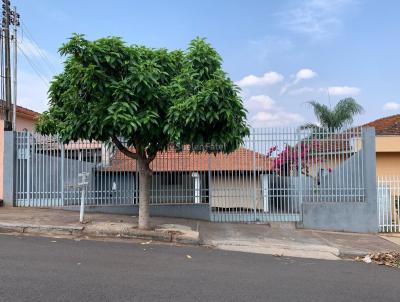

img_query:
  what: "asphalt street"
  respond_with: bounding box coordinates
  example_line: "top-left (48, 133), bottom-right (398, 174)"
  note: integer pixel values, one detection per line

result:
top-left (0, 234), bottom-right (399, 302)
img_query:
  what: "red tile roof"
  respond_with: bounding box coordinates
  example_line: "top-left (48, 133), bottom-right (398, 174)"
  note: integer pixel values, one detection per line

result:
top-left (103, 146), bottom-right (274, 173)
top-left (363, 114), bottom-right (400, 135)
top-left (0, 100), bottom-right (40, 120)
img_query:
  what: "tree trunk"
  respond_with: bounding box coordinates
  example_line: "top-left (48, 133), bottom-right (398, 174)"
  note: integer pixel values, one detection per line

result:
top-left (137, 155), bottom-right (151, 230)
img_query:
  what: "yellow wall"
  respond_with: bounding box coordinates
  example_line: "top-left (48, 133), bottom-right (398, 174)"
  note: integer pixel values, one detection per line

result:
top-left (376, 152), bottom-right (400, 177)
top-left (375, 136), bottom-right (400, 152)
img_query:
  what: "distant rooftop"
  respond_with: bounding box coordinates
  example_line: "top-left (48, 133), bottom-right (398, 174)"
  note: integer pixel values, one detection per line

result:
top-left (0, 100), bottom-right (40, 120)
top-left (363, 114), bottom-right (400, 136)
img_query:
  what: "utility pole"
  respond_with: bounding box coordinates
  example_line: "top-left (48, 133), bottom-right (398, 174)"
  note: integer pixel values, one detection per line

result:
top-left (2, 0), bottom-right (12, 130)
top-left (11, 6), bottom-right (18, 130)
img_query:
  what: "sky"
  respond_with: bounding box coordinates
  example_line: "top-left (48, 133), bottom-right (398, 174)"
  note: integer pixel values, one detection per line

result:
top-left (13, 0), bottom-right (400, 127)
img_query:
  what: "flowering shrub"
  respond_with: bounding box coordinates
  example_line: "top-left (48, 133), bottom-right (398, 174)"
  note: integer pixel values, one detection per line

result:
top-left (267, 139), bottom-right (331, 176)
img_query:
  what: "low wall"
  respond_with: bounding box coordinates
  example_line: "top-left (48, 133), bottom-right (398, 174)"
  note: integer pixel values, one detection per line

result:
top-left (302, 202), bottom-right (378, 233)
top-left (63, 203), bottom-right (211, 221)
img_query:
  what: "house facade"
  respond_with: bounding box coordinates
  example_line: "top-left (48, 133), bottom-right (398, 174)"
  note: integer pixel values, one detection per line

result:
top-left (363, 114), bottom-right (400, 176)
top-left (101, 146), bottom-right (274, 211)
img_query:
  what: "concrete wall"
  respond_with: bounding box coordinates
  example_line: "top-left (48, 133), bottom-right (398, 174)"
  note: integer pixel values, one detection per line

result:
top-left (90, 171), bottom-right (136, 206)
top-left (2, 131), bottom-right (15, 205)
top-left (302, 128), bottom-right (378, 233)
top-left (17, 152), bottom-right (97, 206)
top-left (303, 151), bottom-right (365, 202)
top-left (63, 203), bottom-right (211, 221)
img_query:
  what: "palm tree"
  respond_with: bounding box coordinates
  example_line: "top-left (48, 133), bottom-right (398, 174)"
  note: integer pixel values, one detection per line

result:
top-left (300, 98), bottom-right (364, 131)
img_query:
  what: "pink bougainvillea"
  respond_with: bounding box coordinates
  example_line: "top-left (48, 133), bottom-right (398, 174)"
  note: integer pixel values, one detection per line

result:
top-left (267, 139), bottom-right (332, 176)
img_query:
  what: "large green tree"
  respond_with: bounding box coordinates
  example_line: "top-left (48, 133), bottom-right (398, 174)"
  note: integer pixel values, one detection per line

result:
top-left (36, 34), bottom-right (249, 229)
top-left (301, 98), bottom-right (364, 131)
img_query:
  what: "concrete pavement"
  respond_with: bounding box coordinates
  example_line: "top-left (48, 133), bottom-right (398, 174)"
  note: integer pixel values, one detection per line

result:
top-left (0, 234), bottom-right (399, 302)
top-left (0, 207), bottom-right (399, 260)
top-left (198, 221), bottom-right (400, 260)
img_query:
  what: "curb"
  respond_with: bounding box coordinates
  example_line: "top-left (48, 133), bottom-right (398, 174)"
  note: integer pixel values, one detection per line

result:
top-left (0, 222), bottom-right (83, 235)
top-left (338, 251), bottom-right (369, 259)
top-left (0, 222), bottom-right (200, 245)
top-left (83, 226), bottom-right (199, 245)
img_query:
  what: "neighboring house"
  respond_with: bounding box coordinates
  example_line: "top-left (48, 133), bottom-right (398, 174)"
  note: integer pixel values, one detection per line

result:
top-left (0, 104), bottom-right (40, 203)
top-left (0, 102), bottom-right (39, 131)
top-left (100, 146), bottom-right (274, 211)
top-left (363, 114), bottom-right (400, 176)
top-left (363, 114), bottom-right (400, 230)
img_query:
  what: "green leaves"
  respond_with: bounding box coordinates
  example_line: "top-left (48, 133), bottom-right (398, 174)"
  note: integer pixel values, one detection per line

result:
top-left (303, 98), bottom-right (364, 131)
top-left (37, 34), bottom-right (249, 156)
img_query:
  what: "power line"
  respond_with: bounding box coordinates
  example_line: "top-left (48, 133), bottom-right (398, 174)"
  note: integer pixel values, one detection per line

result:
top-left (20, 21), bottom-right (57, 75)
top-left (19, 35), bottom-right (54, 78)
top-left (18, 43), bottom-right (50, 87)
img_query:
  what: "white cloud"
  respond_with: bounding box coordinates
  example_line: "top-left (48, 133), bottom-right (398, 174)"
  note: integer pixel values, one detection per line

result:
top-left (383, 102), bottom-right (400, 111)
top-left (245, 95), bottom-right (275, 111)
top-left (295, 68), bottom-right (318, 83)
top-left (236, 71), bottom-right (284, 87)
top-left (245, 94), bottom-right (304, 127)
top-left (251, 111), bottom-right (304, 127)
top-left (280, 68), bottom-right (317, 95)
top-left (281, 0), bottom-right (355, 38)
top-left (327, 86), bottom-right (360, 96)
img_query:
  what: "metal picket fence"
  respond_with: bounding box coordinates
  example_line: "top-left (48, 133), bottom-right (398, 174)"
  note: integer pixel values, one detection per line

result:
top-left (15, 127), bottom-right (366, 223)
top-left (378, 176), bottom-right (400, 232)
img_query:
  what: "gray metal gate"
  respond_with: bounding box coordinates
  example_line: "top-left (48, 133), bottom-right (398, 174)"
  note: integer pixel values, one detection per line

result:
top-left (15, 127), bottom-right (366, 223)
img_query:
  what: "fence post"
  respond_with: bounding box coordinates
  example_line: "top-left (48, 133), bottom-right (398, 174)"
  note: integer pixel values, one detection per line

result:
top-left (297, 130), bottom-right (303, 215)
top-left (252, 129), bottom-right (257, 221)
top-left (362, 127), bottom-right (378, 231)
top-left (61, 142), bottom-right (65, 206)
top-left (26, 131), bottom-right (30, 207)
top-left (208, 153), bottom-right (212, 219)
top-left (2, 128), bottom-right (16, 206)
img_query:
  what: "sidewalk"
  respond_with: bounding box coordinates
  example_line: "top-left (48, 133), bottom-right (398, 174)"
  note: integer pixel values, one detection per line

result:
top-left (0, 207), bottom-right (399, 260)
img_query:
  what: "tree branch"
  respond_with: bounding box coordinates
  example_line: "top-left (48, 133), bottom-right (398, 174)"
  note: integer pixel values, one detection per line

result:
top-left (111, 136), bottom-right (138, 160)
top-left (146, 153), bottom-right (157, 164)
